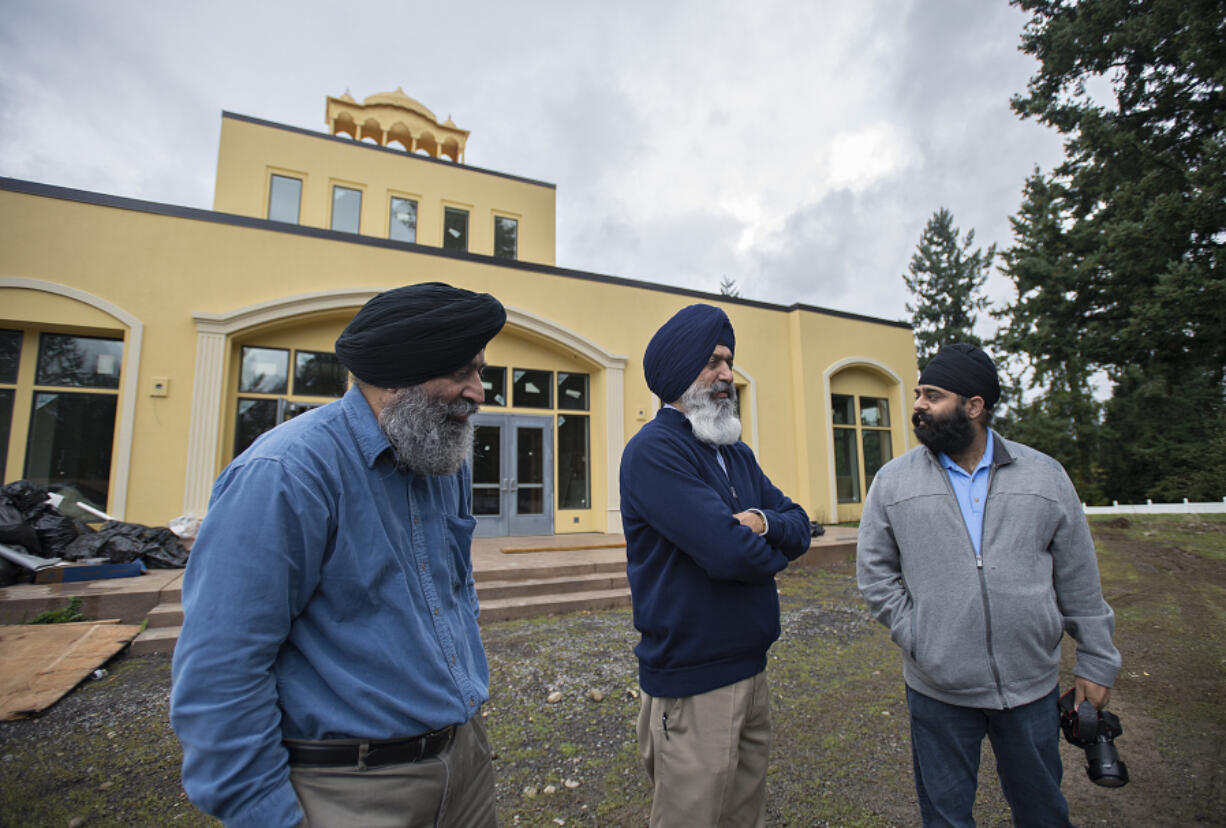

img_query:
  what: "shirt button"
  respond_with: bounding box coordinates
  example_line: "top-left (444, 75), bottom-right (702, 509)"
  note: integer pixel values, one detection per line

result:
top-left (450, 656), bottom-right (456, 664)
top-left (469, 697), bottom-right (475, 706)
top-left (433, 608), bottom-right (439, 616)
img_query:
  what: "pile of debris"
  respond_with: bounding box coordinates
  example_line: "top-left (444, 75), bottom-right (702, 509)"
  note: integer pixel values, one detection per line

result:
top-left (0, 480), bottom-right (191, 586)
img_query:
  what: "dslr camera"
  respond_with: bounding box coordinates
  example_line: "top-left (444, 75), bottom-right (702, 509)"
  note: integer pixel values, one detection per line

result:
top-left (1058, 688), bottom-right (1129, 787)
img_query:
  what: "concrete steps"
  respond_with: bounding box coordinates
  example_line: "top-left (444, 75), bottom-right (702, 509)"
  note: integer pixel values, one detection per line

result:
top-left (126, 556), bottom-right (631, 654)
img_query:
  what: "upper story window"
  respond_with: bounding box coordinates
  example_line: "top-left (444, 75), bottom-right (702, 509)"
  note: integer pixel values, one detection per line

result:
top-left (331, 186), bottom-right (362, 233)
top-left (267, 175), bottom-right (302, 224)
top-left (389, 197), bottom-right (418, 243)
top-left (494, 216), bottom-right (518, 259)
top-left (443, 207), bottom-right (469, 251)
top-left (482, 366), bottom-right (507, 406)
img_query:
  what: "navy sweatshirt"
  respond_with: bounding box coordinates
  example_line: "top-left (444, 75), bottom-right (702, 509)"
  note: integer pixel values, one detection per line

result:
top-left (620, 407), bottom-right (811, 697)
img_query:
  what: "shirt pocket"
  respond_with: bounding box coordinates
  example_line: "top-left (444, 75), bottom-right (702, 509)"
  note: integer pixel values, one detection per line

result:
top-left (444, 513), bottom-right (478, 597)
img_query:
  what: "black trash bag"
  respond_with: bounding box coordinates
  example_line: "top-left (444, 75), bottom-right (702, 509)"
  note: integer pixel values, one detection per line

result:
top-left (1, 480), bottom-right (51, 517)
top-left (809, 521), bottom-right (826, 538)
top-left (62, 521), bottom-right (188, 568)
top-left (0, 497), bottom-right (41, 556)
top-left (26, 504), bottom-right (89, 559)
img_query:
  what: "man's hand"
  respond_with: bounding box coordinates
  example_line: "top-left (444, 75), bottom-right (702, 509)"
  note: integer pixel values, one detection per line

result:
top-left (1074, 676), bottom-right (1111, 710)
top-left (734, 510), bottom-right (765, 535)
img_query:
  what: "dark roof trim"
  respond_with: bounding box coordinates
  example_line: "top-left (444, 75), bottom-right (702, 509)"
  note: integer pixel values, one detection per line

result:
top-left (221, 111), bottom-right (557, 191)
top-left (0, 176), bottom-right (912, 330)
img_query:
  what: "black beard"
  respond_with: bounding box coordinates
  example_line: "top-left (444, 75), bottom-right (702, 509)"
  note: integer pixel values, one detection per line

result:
top-left (912, 404), bottom-right (975, 456)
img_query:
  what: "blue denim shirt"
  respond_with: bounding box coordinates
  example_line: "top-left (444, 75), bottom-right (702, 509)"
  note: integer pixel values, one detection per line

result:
top-left (170, 386), bottom-right (488, 828)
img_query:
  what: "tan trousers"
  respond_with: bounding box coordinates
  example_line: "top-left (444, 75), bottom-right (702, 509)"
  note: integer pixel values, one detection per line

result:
top-left (289, 716), bottom-right (495, 828)
top-left (637, 672), bottom-right (771, 828)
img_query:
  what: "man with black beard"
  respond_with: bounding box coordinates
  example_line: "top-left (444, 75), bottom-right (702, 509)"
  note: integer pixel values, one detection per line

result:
top-left (857, 343), bottom-right (1120, 827)
top-left (172, 283), bottom-right (504, 828)
top-left (620, 303), bottom-right (811, 828)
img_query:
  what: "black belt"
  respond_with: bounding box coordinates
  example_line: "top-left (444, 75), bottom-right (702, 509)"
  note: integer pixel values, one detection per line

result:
top-left (284, 725), bottom-right (456, 769)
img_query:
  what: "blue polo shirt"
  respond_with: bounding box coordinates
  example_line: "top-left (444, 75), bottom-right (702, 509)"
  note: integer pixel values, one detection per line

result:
top-left (938, 429), bottom-right (995, 560)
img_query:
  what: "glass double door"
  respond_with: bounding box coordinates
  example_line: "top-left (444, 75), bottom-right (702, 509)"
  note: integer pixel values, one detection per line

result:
top-left (471, 413), bottom-right (553, 537)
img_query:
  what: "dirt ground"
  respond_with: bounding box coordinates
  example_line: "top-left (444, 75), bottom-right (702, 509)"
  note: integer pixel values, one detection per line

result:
top-left (0, 514), bottom-right (1222, 827)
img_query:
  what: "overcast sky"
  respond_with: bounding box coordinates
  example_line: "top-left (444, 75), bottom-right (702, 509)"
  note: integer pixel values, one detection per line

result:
top-left (1, 0), bottom-right (1067, 330)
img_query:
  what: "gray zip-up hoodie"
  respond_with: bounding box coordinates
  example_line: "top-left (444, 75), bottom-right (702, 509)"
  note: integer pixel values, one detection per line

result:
top-left (857, 431), bottom-right (1120, 709)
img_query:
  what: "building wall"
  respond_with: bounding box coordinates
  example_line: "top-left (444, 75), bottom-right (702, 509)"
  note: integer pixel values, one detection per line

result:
top-left (0, 113), bottom-right (915, 532)
top-left (213, 114), bottom-right (557, 265)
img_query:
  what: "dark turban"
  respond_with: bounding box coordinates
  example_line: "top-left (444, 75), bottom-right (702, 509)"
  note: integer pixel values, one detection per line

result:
top-left (335, 282), bottom-right (506, 387)
top-left (918, 343), bottom-right (1000, 408)
top-left (642, 304), bottom-right (736, 403)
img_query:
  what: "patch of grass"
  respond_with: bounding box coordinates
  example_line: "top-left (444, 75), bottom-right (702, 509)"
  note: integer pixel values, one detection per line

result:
top-left (21, 596), bottom-right (85, 624)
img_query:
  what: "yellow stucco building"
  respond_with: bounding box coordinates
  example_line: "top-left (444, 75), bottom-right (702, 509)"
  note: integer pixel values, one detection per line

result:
top-left (0, 90), bottom-right (917, 534)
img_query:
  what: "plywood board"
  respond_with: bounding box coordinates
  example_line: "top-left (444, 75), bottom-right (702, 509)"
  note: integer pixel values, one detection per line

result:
top-left (0, 621), bottom-right (142, 720)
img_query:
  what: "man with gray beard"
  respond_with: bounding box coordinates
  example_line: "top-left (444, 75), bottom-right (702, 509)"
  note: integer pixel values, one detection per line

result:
top-left (620, 303), bottom-right (812, 828)
top-left (172, 283), bottom-right (504, 828)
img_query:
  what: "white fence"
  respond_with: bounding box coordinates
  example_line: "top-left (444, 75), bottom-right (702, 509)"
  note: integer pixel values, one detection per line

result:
top-left (1083, 498), bottom-right (1226, 515)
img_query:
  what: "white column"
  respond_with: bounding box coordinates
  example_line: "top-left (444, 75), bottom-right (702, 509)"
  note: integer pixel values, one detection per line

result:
top-left (604, 363), bottom-right (625, 533)
top-left (182, 330), bottom-right (227, 517)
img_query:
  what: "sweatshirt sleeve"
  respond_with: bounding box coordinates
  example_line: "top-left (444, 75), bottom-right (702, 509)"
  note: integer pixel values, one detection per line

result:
top-left (622, 432), bottom-right (790, 584)
top-left (1049, 467), bottom-right (1121, 687)
top-left (748, 458), bottom-right (811, 560)
top-left (856, 471), bottom-right (915, 656)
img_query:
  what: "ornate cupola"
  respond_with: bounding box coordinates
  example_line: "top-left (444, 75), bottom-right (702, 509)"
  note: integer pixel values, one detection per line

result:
top-left (325, 88), bottom-right (469, 162)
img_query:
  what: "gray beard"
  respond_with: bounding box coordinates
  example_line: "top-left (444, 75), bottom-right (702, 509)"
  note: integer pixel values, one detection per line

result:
top-left (680, 378), bottom-right (742, 446)
top-left (378, 385), bottom-right (478, 475)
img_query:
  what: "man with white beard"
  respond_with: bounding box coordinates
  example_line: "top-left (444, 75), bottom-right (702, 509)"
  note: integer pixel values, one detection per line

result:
top-left (172, 283), bottom-right (504, 828)
top-left (619, 303), bottom-right (812, 828)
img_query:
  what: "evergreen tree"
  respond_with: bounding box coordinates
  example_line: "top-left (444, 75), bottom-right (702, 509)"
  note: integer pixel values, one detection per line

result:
top-left (718, 276), bottom-right (741, 298)
top-left (903, 207), bottom-right (996, 369)
top-left (1000, 0), bottom-right (1226, 501)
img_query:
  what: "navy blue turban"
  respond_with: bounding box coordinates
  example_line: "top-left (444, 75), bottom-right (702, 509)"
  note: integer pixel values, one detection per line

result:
top-left (918, 343), bottom-right (1000, 408)
top-left (335, 282), bottom-right (506, 387)
top-left (643, 304), bottom-right (736, 403)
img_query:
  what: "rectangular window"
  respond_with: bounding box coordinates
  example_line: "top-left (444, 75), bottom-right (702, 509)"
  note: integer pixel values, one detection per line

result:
top-left (558, 414), bottom-right (590, 509)
top-left (516, 427), bottom-right (545, 515)
top-left (389, 197), bottom-right (418, 243)
top-left (482, 366), bottom-right (507, 406)
top-left (443, 207), bottom-right (469, 251)
top-left (293, 350), bottom-right (347, 397)
top-left (0, 329), bottom-right (21, 383)
top-left (513, 369), bottom-right (552, 408)
top-left (331, 186), bottom-right (362, 233)
top-left (234, 398), bottom-right (278, 456)
top-left (494, 216), bottom-right (518, 259)
top-left (268, 175), bottom-right (302, 223)
top-left (0, 388), bottom-right (13, 472)
top-left (860, 397), bottom-right (890, 427)
top-left (239, 347), bottom-right (289, 394)
top-left (862, 429), bottom-right (893, 493)
top-left (472, 425), bottom-right (502, 516)
top-left (832, 394), bottom-right (855, 425)
top-left (36, 334), bottom-right (123, 389)
top-left (557, 372), bottom-right (589, 411)
top-left (24, 391), bottom-right (118, 510)
top-left (833, 427), bottom-right (861, 503)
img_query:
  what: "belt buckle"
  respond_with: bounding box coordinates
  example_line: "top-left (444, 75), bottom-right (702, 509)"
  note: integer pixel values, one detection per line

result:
top-left (357, 742), bottom-right (370, 771)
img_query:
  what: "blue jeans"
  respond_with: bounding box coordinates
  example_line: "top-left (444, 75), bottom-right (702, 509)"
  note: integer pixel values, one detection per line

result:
top-left (906, 685), bottom-right (1072, 828)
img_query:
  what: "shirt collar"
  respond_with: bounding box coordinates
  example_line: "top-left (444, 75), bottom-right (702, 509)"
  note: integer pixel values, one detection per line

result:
top-left (342, 385), bottom-right (394, 469)
top-left (939, 428), bottom-right (994, 477)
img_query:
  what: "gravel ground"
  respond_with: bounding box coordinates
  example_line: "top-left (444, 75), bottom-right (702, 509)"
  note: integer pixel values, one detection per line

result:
top-left (2, 516), bottom-right (1224, 826)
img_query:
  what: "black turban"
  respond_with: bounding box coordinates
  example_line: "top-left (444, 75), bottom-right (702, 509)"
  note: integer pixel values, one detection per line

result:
top-left (643, 304), bottom-right (736, 403)
top-left (335, 282), bottom-right (506, 387)
top-left (918, 343), bottom-right (1000, 408)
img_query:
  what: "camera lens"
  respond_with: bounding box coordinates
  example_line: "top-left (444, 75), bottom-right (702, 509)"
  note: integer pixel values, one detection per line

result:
top-left (1086, 741), bottom-right (1129, 788)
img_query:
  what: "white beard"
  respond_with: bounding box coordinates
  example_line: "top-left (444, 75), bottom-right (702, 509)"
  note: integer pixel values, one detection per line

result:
top-left (378, 385), bottom-right (477, 475)
top-left (679, 378), bottom-right (742, 446)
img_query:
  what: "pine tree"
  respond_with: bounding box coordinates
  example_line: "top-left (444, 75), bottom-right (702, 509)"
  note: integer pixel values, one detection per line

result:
top-left (903, 208), bottom-right (996, 369)
top-left (1001, 0), bottom-right (1226, 501)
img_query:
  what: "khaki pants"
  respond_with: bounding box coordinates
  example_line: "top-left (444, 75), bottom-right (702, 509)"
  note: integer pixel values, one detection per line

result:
top-left (638, 672), bottom-right (771, 828)
top-left (289, 716), bottom-right (495, 828)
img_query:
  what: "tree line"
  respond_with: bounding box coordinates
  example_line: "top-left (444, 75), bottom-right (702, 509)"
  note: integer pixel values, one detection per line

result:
top-left (905, 0), bottom-right (1225, 505)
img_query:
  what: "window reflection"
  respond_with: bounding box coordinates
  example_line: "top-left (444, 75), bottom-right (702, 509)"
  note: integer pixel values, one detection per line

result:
top-left (557, 372), bottom-right (589, 411)
top-left (294, 351), bottom-right (347, 397)
top-left (558, 414), bottom-right (589, 508)
top-left (390, 197), bottom-right (418, 243)
top-left (513, 369), bottom-right (552, 408)
top-left (482, 366), bottom-right (506, 406)
top-left (0, 329), bottom-right (21, 384)
top-left (24, 391), bottom-right (118, 510)
top-left (240, 347), bottom-right (289, 394)
top-left (36, 334), bottom-right (123, 389)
